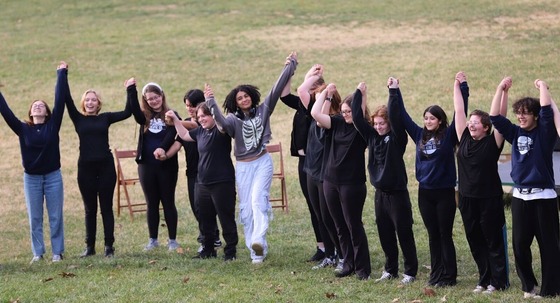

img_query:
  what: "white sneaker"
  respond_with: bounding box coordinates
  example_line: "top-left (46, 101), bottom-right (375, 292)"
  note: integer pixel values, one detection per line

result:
top-left (30, 255), bottom-right (43, 264)
top-left (334, 258), bottom-right (345, 273)
top-left (167, 239), bottom-right (179, 251)
top-left (401, 274), bottom-right (416, 284)
top-left (197, 245), bottom-right (204, 253)
top-left (375, 271), bottom-right (395, 282)
top-left (473, 285), bottom-right (485, 293)
top-left (483, 285), bottom-right (496, 294)
top-left (144, 238), bottom-right (159, 251)
top-left (52, 254), bottom-right (63, 262)
top-left (252, 258), bottom-right (264, 264)
top-left (523, 286), bottom-right (542, 299)
top-left (312, 257), bottom-right (335, 270)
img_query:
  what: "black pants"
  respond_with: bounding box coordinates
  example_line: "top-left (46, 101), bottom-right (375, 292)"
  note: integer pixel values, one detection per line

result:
top-left (138, 163), bottom-right (178, 240)
top-left (324, 180), bottom-right (371, 278)
top-left (375, 189), bottom-right (418, 277)
top-left (511, 196), bottom-right (560, 297)
top-left (187, 175), bottom-right (218, 244)
top-left (298, 157), bottom-right (322, 244)
top-left (418, 187), bottom-right (457, 285)
top-left (78, 159), bottom-right (116, 247)
top-left (197, 182), bottom-right (238, 258)
top-left (307, 175), bottom-right (339, 258)
top-left (459, 194), bottom-right (508, 289)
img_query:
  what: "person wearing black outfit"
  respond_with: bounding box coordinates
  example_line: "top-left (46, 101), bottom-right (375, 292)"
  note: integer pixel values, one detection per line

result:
top-left (454, 72), bottom-right (510, 294)
top-left (352, 78), bottom-right (418, 284)
top-left (66, 80), bottom-right (132, 258)
top-left (280, 63), bottom-right (325, 262)
top-left (167, 88), bottom-right (238, 261)
top-left (127, 78), bottom-right (181, 251)
top-left (311, 83), bottom-right (371, 280)
top-left (180, 89), bottom-right (220, 252)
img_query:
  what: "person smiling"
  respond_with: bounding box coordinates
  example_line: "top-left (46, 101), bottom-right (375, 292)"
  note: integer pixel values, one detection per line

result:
top-left (0, 61), bottom-right (68, 263)
top-left (352, 78), bottom-right (418, 285)
top-left (454, 72), bottom-right (509, 294)
top-left (490, 78), bottom-right (560, 299)
top-left (65, 78), bottom-right (132, 258)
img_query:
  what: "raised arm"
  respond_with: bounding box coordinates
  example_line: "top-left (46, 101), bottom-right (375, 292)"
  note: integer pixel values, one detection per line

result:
top-left (0, 91), bottom-right (23, 135)
top-left (166, 110), bottom-right (194, 142)
top-left (125, 77), bottom-right (145, 125)
top-left (52, 61), bottom-right (69, 128)
top-left (261, 51), bottom-right (298, 114)
top-left (387, 77), bottom-right (407, 146)
top-left (535, 79), bottom-right (552, 107)
top-left (351, 82), bottom-right (374, 141)
top-left (493, 77), bottom-right (511, 147)
top-left (453, 71), bottom-right (468, 141)
top-left (296, 64), bottom-right (323, 109)
top-left (205, 83), bottom-right (234, 136)
top-left (550, 99), bottom-right (560, 138)
top-left (311, 85), bottom-right (332, 129)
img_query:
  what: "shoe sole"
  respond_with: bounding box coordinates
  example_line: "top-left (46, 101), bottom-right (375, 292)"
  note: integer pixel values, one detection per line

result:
top-left (251, 243), bottom-right (264, 256)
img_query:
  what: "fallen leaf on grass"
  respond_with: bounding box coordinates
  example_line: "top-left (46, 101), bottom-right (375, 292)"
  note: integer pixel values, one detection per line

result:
top-left (67, 265), bottom-right (79, 269)
top-left (392, 298), bottom-right (400, 302)
top-left (42, 277), bottom-right (54, 283)
top-left (440, 295), bottom-right (447, 302)
top-left (410, 300), bottom-right (423, 303)
top-left (59, 272), bottom-right (76, 278)
top-left (176, 247), bottom-right (185, 254)
top-left (183, 277), bottom-right (190, 284)
top-left (325, 292), bottom-right (336, 299)
top-left (9, 299), bottom-right (20, 303)
top-left (148, 260), bottom-right (157, 265)
top-left (423, 287), bottom-right (436, 297)
top-left (161, 266), bottom-right (168, 271)
top-left (274, 286), bottom-right (283, 294)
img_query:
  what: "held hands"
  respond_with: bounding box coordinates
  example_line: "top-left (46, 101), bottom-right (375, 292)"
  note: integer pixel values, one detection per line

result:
top-left (285, 51), bottom-right (298, 65)
top-left (304, 64), bottom-right (324, 80)
top-left (165, 110), bottom-right (178, 122)
top-left (499, 77), bottom-right (512, 91)
top-left (57, 61), bottom-right (68, 70)
top-left (455, 71), bottom-right (467, 84)
top-left (153, 147), bottom-right (167, 161)
top-left (387, 77), bottom-right (399, 89)
top-left (204, 83), bottom-right (214, 99)
top-left (357, 82), bottom-right (367, 94)
top-left (326, 83), bottom-right (337, 98)
top-left (534, 79), bottom-right (549, 90)
top-left (124, 77), bottom-right (136, 88)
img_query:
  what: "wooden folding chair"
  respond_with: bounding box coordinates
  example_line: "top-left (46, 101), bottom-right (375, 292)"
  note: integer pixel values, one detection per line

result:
top-left (266, 142), bottom-right (289, 212)
top-left (114, 148), bottom-right (146, 220)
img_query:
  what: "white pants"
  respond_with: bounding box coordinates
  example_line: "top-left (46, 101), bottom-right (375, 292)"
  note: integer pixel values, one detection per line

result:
top-left (236, 153), bottom-right (273, 261)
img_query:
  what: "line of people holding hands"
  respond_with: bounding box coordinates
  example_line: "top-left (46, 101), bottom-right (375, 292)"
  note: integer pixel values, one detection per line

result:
top-left (0, 52), bottom-right (559, 299)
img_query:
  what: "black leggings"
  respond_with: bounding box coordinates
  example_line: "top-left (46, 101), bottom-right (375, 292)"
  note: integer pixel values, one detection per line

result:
top-left (298, 157), bottom-right (321, 243)
top-left (78, 158), bottom-right (116, 247)
top-left (138, 163), bottom-right (178, 240)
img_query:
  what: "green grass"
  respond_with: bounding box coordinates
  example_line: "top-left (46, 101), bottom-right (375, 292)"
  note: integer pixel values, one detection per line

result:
top-left (1, 0), bottom-right (560, 302)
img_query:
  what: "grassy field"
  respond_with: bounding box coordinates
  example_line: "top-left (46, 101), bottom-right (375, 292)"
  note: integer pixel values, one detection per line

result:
top-left (1, 0), bottom-right (560, 302)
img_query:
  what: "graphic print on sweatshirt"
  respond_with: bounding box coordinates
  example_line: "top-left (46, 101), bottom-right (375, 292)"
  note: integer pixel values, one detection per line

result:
top-left (517, 135), bottom-right (533, 155)
top-left (422, 137), bottom-right (438, 155)
top-left (149, 118), bottom-right (166, 133)
top-left (242, 116), bottom-right (263, 150)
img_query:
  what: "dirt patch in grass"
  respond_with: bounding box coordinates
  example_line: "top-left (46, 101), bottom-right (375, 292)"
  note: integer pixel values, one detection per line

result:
top-left (240, 12), bottom-right (560, 50)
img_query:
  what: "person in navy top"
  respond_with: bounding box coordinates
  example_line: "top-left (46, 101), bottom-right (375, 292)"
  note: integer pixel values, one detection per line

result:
top-left (66, 79), bottom-right (132, 258)
top-left (490, 79), bottom-right (560, 299)
top-left (399, 77), bottom-right (466, 287)
top-left (0, 61), bottom-right (68, 263)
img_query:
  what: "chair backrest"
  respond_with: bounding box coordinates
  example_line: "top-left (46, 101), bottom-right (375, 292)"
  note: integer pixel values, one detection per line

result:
top-left (114, 149), bottom-right (138, 182)
top-left (266, 143), bottom-right (284, 176)
top-left (266, 142), bottom-right (288, 212)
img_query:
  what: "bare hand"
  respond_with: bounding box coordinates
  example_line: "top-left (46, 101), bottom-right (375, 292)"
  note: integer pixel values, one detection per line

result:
top-left (57, 61), bottom-right (68, 70)
top-left (455, 71), bottom-right (467, 83)
top-left (305, 64), bottom-right (323, 80)
top-left (387, 77), bottom-right (399, 88)
top-left (534, 79), bottom-right (549, 90)
top-left (124, 77), bottom-right (136, 88)
top-left (165, 110), bottom-right (178, 122)
top-left (500, 76), bottom-right (512, 91)
top-left (357, 82), bottom-right (367, 94)
top-left (204, 83), bottom-right (214, 99)
top-left (326, 83), bottom-right (337, 97)
top-left (153, 148), bottom-right (167, 161)
top-left (285, 51), bottom-right (298, 65)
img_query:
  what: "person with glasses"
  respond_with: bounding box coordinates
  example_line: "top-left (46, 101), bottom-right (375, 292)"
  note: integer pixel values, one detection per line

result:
top-left (65, 78), bottom-right (132, 258)
top-left (454, 72), bottom-right (510, 294)
top-left (0, 61), bottom-right (68, 263)
top-left (399, 76), bottom-right (466, 287)
top-left (311, 82), bottom-right (371, 280)
top-left (128, 78), bottom-right (182, 252)
top-left (352, 77), bottom-right (418, 285)
top-left (490, 78), bottom-right (560, 299)
top-left (206, 52), bottom-right (298, 264)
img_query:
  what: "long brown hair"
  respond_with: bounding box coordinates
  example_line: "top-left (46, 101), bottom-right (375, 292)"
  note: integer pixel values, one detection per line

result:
top-left (25, 100), bottom-right (52, 125)
top-left (141, 83), bottom-right (170, 132)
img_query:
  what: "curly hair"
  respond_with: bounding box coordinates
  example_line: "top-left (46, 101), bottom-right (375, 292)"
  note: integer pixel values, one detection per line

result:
top-left (222, 84), bottom-right (260, 115)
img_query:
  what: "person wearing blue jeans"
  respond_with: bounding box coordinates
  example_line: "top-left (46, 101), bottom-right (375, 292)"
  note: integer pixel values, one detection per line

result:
top-left (0, 61), bottom-right (68, 263)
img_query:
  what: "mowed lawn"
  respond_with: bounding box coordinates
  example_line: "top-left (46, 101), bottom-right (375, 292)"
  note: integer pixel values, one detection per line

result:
top-left (1, 0), bottom-right (560, 302)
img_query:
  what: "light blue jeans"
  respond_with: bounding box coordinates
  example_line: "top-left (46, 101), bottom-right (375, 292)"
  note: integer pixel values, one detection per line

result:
top-left (23, 169), bottom-right (64, 256)
top-left (236, 153), bottom-right (273, 262)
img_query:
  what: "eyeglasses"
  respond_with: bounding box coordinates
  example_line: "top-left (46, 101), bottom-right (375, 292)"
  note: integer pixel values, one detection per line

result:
top-left (32, 103), bottom-right (46, 108)
top-left (146, 95), bottom-right (161, 102)
top-left (467, 121), bottom-right (481, 126)
top-left (85, 98), bottom-right (98, 102)
top-left (341, 110), bottom-right (352, 115)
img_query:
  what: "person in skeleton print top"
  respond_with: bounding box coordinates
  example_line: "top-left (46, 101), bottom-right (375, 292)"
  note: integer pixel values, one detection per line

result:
top-left (206, 51), bottom-right (297, 264)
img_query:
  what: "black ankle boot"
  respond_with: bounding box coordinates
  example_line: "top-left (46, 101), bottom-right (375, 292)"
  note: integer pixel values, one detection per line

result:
top-left (80, 246), bottom-right (96, 258)
top-left (104, 246), bottom-right (115, 257)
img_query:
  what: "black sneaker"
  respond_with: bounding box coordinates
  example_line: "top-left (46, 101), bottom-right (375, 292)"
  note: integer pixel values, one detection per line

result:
top-left (307, 248), bottom-right (325, 262)
top-left (80, 247), bottom-right (96, 258)
top-left (224, 255), bottom-right (236, 262)
top-left (104, 246), bottom-right (115, 258)
top-left (192, 250), bottom-right (217, 259)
